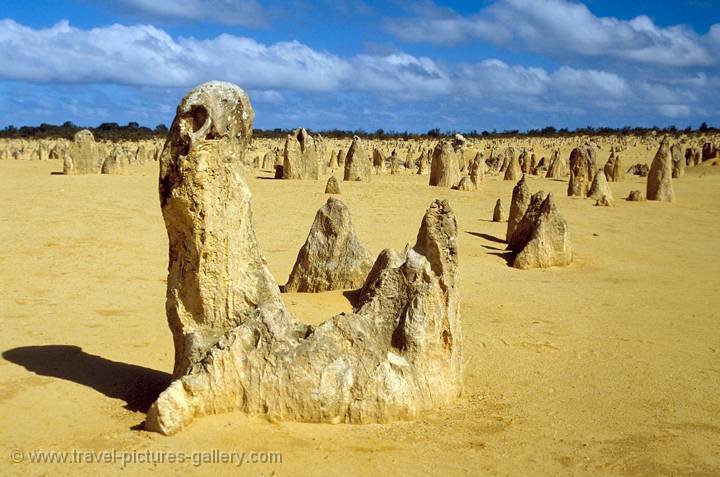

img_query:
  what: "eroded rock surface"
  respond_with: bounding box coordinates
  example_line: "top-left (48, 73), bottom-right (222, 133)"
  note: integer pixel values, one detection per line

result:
top-left (63, 129), bottom-right (100, 174)
top-left (283, 128), bottom-right (319, 180)
top-left (429, 141), bottom-right (460, 188)
top-left (506, 175), bottom-right (530, 243)
top-left (647, 137), bottom-right (675, 202)
top-left (507, 192), bottom-right (572, 269)
top-left (147, 82), bottom-right (463, 435)
top-left (284, 197), bottom-right (373, 292)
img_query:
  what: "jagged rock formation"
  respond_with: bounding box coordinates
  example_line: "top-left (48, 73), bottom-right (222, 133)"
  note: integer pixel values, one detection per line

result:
top-left (507, 192), bottom-right (572, 269)
top-left (156, 81), bottom-right (268, 378)
top-left (356, 248), bottom-right (404, 300)
top-left (344, 137), bottom-right (372, 182)
top-left (63, 129), bottom-right (100, 174)
top-left (284, 198), bottom-right (373, 292)
top-left (147, 82), bottom-right (463, 435)
top-left (647, 138), bottom-right (675, 202)
top-left (283, 128), bottom-right (319, 180)
top-left (506, 175), bottom-right (530, 243)
top-left (429, 141), bottom-right (460, 188)
top-left (325, 176), bottom-right (340, 194)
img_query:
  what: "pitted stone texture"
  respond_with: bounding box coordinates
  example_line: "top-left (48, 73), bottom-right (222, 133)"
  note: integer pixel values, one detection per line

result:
top-left (147, 83), bottom-right (463, 435)
top-left (284, 197), bottom-right (373, 293)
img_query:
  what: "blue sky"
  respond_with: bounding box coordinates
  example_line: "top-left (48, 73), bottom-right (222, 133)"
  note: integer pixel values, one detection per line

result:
top-left (0, 0), bottom-right (718, 132)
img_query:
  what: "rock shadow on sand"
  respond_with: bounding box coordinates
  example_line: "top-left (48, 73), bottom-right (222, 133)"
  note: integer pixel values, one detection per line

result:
top-left (2, 345), bottom-right (170, 413)
top-left (466, 231), bottom-right (506, 244)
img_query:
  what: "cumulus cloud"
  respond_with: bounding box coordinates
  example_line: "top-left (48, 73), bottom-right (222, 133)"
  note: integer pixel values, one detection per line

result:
top-left (0, 18), bottom-right (716, 130)
top-left (384, 0), bottom-right (718, 67)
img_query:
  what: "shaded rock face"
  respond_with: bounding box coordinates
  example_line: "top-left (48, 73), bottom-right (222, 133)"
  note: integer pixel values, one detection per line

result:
top-left (372, 148), bottom-right (386, 174)
top-left (507, 192), bottom-right (573, 269)
top-left (429, 141), bottom-right (460, 188)
top-left (627, 190), bottom-right (646, 202)
top-left (283, 128), bottom-right (319, 180)
top-left (647, 138), bottom-right (675, 202)
top-left (686, 147), bottom-right (702, 167)
top-left (568, 147), bottom-right (593, 197)
top-left (702, 142), bottom-right (718, 161)
top-left (325, 176), bottom-right (340, 194)
top-left (63, 129), bottom-right (100, 174)
top-left (344, 137), bottom-right (372, 182)
top-left (147, 82), bottom-right (463, 435)
top-left (506, 175), bottom-right (530, 243)
top-left (493, 199), bottom-right (505, 222)
top-left (627, 163), bottom-right (649, 177)
top-left (284, 197), bottom-right (373, 293)
top-left (611, 155), bottom-right (624, 182)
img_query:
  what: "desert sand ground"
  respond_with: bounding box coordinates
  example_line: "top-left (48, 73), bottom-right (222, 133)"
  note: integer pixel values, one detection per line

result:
top-left (1, 144), bottom-right (719, 476)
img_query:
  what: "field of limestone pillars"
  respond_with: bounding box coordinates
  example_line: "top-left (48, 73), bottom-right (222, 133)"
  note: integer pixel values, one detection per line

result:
top-left (3, 80), bottom-right (719, 435)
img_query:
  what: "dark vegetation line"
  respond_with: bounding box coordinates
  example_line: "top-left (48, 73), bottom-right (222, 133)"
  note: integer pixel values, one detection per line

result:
top-left (0, 121), bottom-right (716, 141)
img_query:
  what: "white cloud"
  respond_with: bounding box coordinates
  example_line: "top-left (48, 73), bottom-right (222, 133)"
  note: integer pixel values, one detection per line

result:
top-left (352, 53), bottom-right (452, 96)
top-left (551, 67), bottom-right (628, 98)
top-left (0, 18), bottom-right (716, 130)
top-left (456, 60), bottom-right (549, 97)
top-left (0, 19), bottom-right (350, 90)
top-left (384, 0), bottom-right (718, 67)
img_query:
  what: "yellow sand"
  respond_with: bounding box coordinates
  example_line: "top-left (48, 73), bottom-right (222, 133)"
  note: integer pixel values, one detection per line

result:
top-left (1, 149), bottom-right (719, 476)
